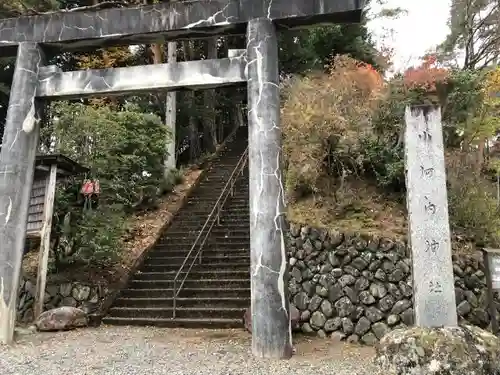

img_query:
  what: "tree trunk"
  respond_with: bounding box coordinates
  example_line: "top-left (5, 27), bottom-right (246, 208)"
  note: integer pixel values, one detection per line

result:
top-left (182, 40), bottom-right (200, 163)
top-left (203, 37), bottom-right (218, 152)
top-left (164, 41), bottom-right (177, 174)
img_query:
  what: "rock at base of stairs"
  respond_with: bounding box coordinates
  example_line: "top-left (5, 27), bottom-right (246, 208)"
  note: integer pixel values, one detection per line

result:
top-left (243, 305), bottom-right (300, 333)
top-left (36, 306), bottom-right (88, 332)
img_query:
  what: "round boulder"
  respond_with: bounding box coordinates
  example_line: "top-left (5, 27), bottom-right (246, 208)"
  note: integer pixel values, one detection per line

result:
top-left (36, 306), bottom-right (88, 332)
top-left (375, 325), bottom-right (500, 375)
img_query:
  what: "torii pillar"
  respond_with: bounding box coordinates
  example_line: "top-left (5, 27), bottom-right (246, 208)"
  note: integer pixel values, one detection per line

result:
top-left (0, 42), bottom-right (45, 344)
top-left (247, 18), bottom-right (293, 359)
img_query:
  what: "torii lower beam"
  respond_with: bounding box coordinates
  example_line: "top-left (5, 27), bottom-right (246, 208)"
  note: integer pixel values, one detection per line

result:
top-left (37, 57), bottom-right (246, 99)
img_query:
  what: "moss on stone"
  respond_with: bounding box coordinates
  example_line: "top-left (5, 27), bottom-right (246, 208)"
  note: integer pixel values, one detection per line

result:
top-left (375, 326), bottom-right (500, 375)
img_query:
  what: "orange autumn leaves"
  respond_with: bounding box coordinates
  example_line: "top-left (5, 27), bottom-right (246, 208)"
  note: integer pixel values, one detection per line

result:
top-left (403, 55), bottom-right (449, 93)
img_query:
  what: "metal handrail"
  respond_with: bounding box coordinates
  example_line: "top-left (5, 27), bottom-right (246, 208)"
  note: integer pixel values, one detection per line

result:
top-left (172, 145), bottom-right (249, 318)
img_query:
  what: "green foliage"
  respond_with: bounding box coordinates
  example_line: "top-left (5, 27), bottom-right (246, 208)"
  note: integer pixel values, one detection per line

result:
top-left (66, 205), bottom-right (127, 266)
top-left (163, 168), bottom-right (185, 193)
top-left (43, 101), bottom-right (168, 269)
top-left (0, 0), bottom-right (59, 17)
top-left (359, 137), bottom-right (405, 191)
top-left (447, 154), bottom-right (500, 246)
top-left (278, 23), bottom-right (380, 75)
top-left (370, 74), bottom-right (408, 139)
top-left (47, 101), bottom-right (168, 209)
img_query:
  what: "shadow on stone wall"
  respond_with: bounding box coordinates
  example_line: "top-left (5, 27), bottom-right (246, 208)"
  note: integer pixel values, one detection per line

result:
top-left (287, 223), bottom-right (493, 345)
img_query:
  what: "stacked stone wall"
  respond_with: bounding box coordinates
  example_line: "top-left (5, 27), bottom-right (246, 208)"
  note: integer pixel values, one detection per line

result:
top-left (287, 224), bottom-right (493, 343)
top-left (17, 277), bottom-right (106, 323)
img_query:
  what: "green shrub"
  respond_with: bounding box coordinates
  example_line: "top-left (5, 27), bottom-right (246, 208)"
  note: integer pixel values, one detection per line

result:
top-left (359, 137), bottom-right (405, 192)
top-left (41, 101), bottom-right (168, 269)
top-left (447, 153), bottom-right (500, 247)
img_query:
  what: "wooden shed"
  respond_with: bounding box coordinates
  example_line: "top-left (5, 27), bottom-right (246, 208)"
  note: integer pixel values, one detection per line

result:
top-left (26, 154), bottom-right (88, 238)
top-left (25, 154), bottom-right (88, 319)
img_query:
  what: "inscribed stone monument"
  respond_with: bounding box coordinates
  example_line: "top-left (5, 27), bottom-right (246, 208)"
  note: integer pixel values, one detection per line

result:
top-left (404, 105), bottom-right (458, 327)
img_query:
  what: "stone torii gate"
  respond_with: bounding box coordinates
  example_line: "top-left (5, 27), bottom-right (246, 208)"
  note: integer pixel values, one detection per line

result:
top-left (0, 0), bottom-right (364, 357)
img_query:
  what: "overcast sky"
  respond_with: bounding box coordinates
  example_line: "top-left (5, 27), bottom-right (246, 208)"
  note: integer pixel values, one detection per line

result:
top-left (368, 0), bottom-right (452, 72)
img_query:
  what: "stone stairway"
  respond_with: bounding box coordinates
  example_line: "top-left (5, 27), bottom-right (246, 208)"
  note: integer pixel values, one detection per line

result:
top-left (103, 129), bottom-right (250, 328)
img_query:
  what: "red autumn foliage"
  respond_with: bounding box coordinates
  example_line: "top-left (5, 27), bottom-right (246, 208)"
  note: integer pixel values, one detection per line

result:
top-left (403, 54), bottom-right (449, 92)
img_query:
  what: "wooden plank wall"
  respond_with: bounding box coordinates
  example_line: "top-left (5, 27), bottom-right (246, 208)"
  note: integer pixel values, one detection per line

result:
top-left (26, 176), bottom-right (47, 235)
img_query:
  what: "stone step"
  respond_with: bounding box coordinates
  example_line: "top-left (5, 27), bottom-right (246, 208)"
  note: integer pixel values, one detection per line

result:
top-left (150, 245), bottom-right (249, 254)
top-left (164, 228), bottom-right (249, 237)
top-left (210, 229), bottom-right (250, 236)
top-left (145, 254), bottom-right (249, 262)
top-left (187, 197), bottom-right (248, 203)
top-left (159, 232), bottom-right (249, 242)
top-left (168, 221), bottom-right (249, 227)
top-left (134, 270), bottom-right (249, 281)
top-left (164, 225), bottom-right (249, 234)
top-left (102, 316), bottom-right (242, 329)
top-left (210, 236), bottom-right (250, 243)
top-left (157, 236), bottom-right (249, 245)
top-left (108, 306), bottom-right (245, 320)
top-left (141, 262), bottom-right (250, 272)
top-left (129, 278), bottom-right (250, 289)
top-left (113, 297), bottom-right (249, 308)
top-left (151, 244), bottom-right (249, 253)
top-left (119, 287), bottom-right (251, 299)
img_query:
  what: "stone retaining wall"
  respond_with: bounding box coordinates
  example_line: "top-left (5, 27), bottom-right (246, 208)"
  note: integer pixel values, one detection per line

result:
top-left (17, 276), bottom-right (107, 323)
top-left (287, 223), bottom-right (494, 344)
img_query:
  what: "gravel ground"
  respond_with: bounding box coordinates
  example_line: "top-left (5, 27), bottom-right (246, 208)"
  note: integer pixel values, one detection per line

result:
top-left (0, 326), bottom-right (380, 375)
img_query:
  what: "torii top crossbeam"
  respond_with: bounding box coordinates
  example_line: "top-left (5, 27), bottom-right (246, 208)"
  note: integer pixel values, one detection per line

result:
top-left (0, 0), bottom-right (364, 56)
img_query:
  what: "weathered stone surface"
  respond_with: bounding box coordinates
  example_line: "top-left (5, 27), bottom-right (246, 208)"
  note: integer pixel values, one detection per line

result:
top-left (0, 42), bottom-right (45, 345)
top-left (320, 300), bottom-right (334, 318)
top-left (310, 311), bottom-right (326, 329)
top-left (342, 317), bottom-right (354, 335)
top-left (328, 284), bottom-right (344, 302)
top-left (0, 0), bottom-right (363, 55)
top-left (372, 322), bottom-right (390, 340)
top-left (391, 299), bottom-right (411, 315)
top-left (324, 317), bottom-right (342, 332)
top-left (457, 300), bottom-right (472, 317)
top-left (401, 308), bottom-right (415, 326)
top-left (375, 326), bottom-right (500, 375)
top-left (35, 307), bottom-right (88, 331)
top-left (387, 314), bottom-right (400, 326)
top-left (293, 292), bottom-right (309, 311)
top-left (362, 332), bottom-right (378, 345)
top-left (302, 323), bottom-right (314, 334)
top-left (38, 58), bottom-right (247, 99)
top-left (72, 285), bottom-right (91, 302)
top-left (355, 317), bottom-right (371, 336)
top-left (404, 106), bottom-right (457, 327)
top-left (378, 295), bottom-right (395, 312)
top-left (369, 283), bottom-right (387, 299)
top-left (244, 305), bottom-right (300, 334)
top-left (335, 297), bottom-right (355, 318)
top-left (354, 277), bottom-right (370, 292)
top-left (360, 291), bottom-right (376, 305)
top-left (365, 307), bottom-right (384, 323)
